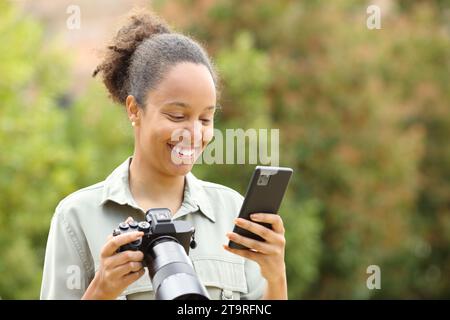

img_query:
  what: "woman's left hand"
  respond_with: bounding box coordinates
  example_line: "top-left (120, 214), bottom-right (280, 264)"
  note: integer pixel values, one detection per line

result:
top-left (223, 213), bottom-right (286, 284)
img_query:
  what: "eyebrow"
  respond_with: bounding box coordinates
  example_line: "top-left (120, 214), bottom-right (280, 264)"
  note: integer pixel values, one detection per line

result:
top-left (163, 101), bottom-right (217, 110)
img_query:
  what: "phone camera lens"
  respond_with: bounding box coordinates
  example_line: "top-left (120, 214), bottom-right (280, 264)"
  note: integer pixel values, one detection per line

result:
top-left (257, 174), bottom-right (270, 186)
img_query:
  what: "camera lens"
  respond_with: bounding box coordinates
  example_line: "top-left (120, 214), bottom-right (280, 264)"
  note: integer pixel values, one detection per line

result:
top-left (144, 239), bottom-right (209, 300)
top-left (257, 174), bottom-right (270, 186)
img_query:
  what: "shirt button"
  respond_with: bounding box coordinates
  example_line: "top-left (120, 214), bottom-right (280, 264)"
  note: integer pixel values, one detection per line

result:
top-left (221, 289), bottom-right (234, 300)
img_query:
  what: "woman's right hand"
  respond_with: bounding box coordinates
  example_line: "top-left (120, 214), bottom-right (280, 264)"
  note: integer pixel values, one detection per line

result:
top-left (82, 218), bottom-right (145, 300)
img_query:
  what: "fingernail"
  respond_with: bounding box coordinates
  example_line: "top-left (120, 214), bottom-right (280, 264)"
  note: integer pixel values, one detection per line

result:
top-left (250, 214), bottom-right (259, 220)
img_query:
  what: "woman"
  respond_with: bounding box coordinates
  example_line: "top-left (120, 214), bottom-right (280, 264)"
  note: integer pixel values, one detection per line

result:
top-left (40, 9), bottom-right (287, 300)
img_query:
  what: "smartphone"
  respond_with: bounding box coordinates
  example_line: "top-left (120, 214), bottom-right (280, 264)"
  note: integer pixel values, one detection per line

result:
top-left (228, 166), bottom-right (293, 250)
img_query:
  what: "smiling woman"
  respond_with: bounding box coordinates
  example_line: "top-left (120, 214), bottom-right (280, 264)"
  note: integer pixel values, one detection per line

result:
top-left (40, 8), bottom-right (288, 300)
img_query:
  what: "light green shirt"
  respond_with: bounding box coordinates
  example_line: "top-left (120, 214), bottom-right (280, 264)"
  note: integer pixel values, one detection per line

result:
top-left (40, 156), bottom-right (266, 300)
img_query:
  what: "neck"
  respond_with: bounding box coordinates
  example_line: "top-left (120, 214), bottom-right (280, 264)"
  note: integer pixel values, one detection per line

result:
top-left (128, 153), bottom-right (185, 210)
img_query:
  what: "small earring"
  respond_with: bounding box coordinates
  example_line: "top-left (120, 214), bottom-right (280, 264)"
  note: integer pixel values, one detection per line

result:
top-left (131, 121), bottom-right (136, 127)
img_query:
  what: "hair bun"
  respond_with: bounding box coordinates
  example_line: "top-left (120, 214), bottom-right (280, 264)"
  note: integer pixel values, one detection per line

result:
top-left (93, 8), bottom-right (171, 104)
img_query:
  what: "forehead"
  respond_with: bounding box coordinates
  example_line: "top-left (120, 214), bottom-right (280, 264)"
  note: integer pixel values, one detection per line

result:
top-left (146, 62), bottom-right (216, 107)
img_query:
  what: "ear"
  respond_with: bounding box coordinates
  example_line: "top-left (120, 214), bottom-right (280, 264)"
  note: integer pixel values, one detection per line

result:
top-left (126, 95), bottom-right (140, 125)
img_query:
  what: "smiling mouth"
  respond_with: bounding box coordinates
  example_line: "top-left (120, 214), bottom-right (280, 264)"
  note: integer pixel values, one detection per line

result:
top-left (167, 143), bottom-right (201, 160)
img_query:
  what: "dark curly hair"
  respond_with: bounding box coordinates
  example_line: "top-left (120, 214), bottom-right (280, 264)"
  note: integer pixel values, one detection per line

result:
top-left (93, 8), bottom-right (218, 106)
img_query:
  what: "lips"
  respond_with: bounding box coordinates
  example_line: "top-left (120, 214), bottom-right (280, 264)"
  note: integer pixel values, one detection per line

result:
top-left (167, 143), bottom-right (200, 160)
top-left (173, 145), bottom-right (194, 157)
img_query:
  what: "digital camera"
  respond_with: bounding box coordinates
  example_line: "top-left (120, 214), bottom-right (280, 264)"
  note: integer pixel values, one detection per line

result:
top-left (112, 208), bottom-right (209, 300)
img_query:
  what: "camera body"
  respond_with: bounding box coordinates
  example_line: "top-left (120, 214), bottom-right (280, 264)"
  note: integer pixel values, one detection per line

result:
top-left (113, 208), bottom-right (196, 260)
top-left (112, 208), bottom-right (207, 300)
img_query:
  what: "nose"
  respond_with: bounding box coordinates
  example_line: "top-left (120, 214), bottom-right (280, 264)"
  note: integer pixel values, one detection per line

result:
top-left (187, 120), bottom-right (203, 147)
top-left (171, 120), bottom-right (203, 147)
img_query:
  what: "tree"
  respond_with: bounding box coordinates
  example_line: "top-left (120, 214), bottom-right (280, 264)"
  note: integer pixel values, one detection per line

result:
top-left (1, 0), bottom-right (449, 299)
top-left (160, 0), bottom-right (450, 298)
top-left (0, 1), bottom-right (133, 298)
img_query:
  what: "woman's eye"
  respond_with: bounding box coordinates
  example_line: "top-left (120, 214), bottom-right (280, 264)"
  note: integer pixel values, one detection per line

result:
top-left (168, 114), bottom-right (184, 121)
top-left (201, 119), bottom-right (212, 124)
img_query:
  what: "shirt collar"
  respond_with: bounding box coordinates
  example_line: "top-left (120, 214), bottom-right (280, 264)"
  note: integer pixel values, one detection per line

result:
top-left (184, 171), bottom-right (216, 222)
top-left (99, 156), bottom-right (216, 222)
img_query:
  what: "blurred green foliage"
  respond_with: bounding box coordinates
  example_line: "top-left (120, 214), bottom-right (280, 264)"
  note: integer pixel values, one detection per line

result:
top-left (0, 0), bottom-right (449, 299)
top-left (0, 1), bottom-right (134, 298)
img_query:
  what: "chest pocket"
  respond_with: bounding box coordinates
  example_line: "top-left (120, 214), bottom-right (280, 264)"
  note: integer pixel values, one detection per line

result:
top-left (113, 255), bottom-right (248, 300)
top-left (191, 255), bottom-right (248, 300)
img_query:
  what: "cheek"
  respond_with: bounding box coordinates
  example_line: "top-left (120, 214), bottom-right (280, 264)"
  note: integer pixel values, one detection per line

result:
top-left (203, 126), bottom-right (214, 144)
top-left (152, 120), bottom-right (181, 142)
top-left (139, 124), bottom-right (173, 153)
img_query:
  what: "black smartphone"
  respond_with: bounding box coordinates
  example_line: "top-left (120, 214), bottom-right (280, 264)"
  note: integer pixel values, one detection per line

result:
top-left (228, 166), bottom-right (293, 250)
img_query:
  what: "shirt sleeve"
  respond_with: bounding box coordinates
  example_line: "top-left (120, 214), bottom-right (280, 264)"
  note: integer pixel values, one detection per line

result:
top-left (40, 205), bottom-right (93, 299)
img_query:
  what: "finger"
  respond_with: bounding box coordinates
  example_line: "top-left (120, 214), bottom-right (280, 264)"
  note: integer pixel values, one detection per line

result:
top-left (111, 261), bottom-right (144, 278)
top-left (223, 245), bottom-right (260, 261)
top-left (101, 231), bottom-right (144, 258)
top-left (234, 218), bottom-right (277, 242)
top-left (250, 213), bottom-right (285, 234)
top-left (106, 250), bottom-right (144, 268)
top-left (226, 232), bottom-right (274, 254)
top-left (125, 216), bottom-right (134, 223)
top-left (122, 268), bottom-right (145, 287)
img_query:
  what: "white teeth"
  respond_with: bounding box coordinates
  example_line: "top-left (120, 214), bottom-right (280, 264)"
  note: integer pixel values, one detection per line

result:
top-left (172, 146), bottom-right (194, 157)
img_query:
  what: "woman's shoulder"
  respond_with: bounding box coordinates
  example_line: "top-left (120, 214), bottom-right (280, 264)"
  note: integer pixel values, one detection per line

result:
top-left (54, 181), bottom-right (105, 216)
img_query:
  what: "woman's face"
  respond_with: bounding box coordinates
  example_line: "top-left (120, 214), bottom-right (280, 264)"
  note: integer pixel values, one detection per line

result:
top-left (134, 62), bottom-right (216, 177)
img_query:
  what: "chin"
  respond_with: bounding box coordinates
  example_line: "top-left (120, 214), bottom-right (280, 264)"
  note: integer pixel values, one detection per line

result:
top-left (167, 162), bottom-right (194, 176)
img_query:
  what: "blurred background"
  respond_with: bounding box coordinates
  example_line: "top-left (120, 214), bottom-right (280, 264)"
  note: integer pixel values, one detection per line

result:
top-left (0, 0), bottom-right (449, 299)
